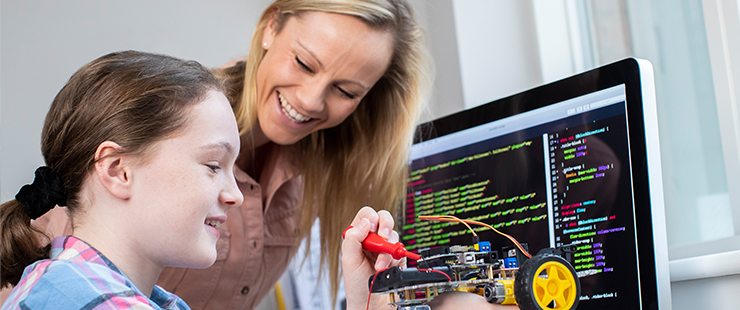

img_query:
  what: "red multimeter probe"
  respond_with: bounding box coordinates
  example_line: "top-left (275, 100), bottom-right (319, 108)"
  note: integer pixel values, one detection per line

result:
top-left (343, 225), bottom-right (421, 260)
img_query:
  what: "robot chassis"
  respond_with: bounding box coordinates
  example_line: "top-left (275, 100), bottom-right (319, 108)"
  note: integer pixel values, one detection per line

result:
top-left (368, 242), bottom-right (582, 310)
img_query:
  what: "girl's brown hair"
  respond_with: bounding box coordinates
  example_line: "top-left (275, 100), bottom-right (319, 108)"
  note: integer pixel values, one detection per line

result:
top-left (215, 0), bottom-right (432, 301)
top-left (1, 51), bottom-right (223, 288)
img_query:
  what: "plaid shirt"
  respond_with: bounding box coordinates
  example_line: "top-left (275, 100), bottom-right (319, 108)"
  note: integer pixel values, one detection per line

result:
top-left (1, 236), bottom-right (190, 310)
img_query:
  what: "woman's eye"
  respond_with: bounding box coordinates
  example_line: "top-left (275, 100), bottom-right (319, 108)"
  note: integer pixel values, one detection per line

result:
top-left (207, 164), bottom-right (221, 172)
top-left (337, 87), bottom-right (357, 100)
top-left (295, 57), bottom-right (313, 73)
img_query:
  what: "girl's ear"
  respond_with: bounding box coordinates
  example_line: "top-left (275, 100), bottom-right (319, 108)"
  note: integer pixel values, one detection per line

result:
top-left (93, 141), bottom-right (131, 200)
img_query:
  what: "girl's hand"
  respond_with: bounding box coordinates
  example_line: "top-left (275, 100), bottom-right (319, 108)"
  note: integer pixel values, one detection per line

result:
top-left (341, 206), bottom-right (402, 310)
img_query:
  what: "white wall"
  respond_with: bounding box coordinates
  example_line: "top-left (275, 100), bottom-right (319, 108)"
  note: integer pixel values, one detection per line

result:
top-left (452, 0), bottom-right (542, 109)
top-left (409, 0), bottom-right (465, 122)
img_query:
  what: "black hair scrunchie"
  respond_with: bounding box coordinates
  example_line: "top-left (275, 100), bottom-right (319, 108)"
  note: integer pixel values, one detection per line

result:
top-left (15, 167), bottom-right (67, 220)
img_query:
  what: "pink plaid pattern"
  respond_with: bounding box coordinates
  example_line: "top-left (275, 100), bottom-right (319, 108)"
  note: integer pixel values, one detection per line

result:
top-left (1, 236), bottom-right (189, 310)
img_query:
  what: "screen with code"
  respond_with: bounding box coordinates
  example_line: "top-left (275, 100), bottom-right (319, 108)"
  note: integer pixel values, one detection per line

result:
top-left (404, 84), bottom-right (644, 309)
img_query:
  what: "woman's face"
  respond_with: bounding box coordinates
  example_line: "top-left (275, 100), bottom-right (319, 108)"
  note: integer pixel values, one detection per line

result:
top-left (128, 90), bottom-right (243, 268)
top-left (256, 11), bottom-right (394, 145)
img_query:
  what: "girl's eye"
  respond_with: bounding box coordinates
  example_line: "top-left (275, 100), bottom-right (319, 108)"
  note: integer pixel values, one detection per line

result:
top-left (337, 87), bottom-right (357, 100)
top-left (295, 57), bottom-right (313, 73)
top-left (207, 164), bottom-right (221, 172)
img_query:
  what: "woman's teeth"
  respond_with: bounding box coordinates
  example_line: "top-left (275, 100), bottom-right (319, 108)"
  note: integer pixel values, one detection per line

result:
top-left (205, 220), bottom-right (221, 228)
top-left (279, 93), bottom-right (311, 123)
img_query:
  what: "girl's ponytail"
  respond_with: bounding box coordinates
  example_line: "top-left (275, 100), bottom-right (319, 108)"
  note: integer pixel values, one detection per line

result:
top-left (1, 199), bottom-right (52, 288)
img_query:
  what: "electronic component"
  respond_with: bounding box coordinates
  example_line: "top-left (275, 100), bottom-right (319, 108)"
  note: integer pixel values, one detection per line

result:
top-left (477, 241), bottom-right (491, 252)
top-left (365, 215), bottom-right (579, 310)
top-left (369, 266), bottom-right (453, 292)
top-left (501, 244), bottom-right (530, 268)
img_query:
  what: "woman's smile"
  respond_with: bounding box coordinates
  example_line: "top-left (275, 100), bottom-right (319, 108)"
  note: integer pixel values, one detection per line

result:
top-left (278, 91), bottom-right (312, 123)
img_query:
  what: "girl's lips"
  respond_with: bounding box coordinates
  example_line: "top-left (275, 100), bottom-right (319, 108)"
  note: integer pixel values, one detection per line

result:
top-left (204, 215), bottom-right (226, 238)
top-left (206, 225), bottom-right (220, 238)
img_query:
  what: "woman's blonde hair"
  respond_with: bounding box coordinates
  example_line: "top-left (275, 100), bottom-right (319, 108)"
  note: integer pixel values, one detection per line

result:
top-left (221, 0), bottom-right (431, 301)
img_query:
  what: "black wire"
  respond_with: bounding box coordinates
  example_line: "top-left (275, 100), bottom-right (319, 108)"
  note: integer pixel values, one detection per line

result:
top-left (417, 255), bottom-right (431, 270)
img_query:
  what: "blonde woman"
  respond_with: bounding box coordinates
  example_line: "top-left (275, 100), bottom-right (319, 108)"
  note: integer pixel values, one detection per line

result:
top-left (173, 1), bottom-right (431, 308)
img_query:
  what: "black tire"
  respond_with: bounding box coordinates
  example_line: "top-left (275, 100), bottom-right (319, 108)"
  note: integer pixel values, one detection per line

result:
top-left (514, 253), bottom-right (580, 310)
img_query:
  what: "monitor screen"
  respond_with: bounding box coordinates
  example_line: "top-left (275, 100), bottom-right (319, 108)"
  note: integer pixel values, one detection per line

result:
top-left (403, 58), bottom-right (670, 309)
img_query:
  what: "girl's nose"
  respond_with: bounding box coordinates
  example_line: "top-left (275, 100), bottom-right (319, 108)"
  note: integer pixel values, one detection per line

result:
top-left (220, 174), bottom-right (244, 210)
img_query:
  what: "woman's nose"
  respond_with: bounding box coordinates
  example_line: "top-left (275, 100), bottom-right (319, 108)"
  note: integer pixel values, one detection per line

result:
top-left (297, 79), bottom-right (328, 113)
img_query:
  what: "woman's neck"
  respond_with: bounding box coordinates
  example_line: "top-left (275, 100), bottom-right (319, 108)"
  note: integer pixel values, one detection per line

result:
top-left (246, 121), bottom-right (270, 150)
top-left (236, 123), bottom-right (272, 181)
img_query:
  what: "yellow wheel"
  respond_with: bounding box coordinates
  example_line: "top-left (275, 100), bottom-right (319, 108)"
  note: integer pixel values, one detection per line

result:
top-left (514, 252), bottom-right (580, 310)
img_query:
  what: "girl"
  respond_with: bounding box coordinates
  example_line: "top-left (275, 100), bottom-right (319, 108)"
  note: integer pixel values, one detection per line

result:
top-left (0, 51), bottom-right (243, 309)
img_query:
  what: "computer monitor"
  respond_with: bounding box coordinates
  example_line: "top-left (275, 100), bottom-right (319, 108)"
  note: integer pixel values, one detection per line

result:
top-left (403, 58), bottom-right (670, 309)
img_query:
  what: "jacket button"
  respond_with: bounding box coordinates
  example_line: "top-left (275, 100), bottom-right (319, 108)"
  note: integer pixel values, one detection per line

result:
top-left (241, 286), bottom-right (250, 295)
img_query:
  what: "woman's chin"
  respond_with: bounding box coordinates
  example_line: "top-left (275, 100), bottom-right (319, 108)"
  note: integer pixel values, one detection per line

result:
top-left (265, 129), bottom-right (308, 146)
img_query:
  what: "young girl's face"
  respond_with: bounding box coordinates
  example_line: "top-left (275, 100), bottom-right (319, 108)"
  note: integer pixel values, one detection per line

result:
top-left (255, 11), bottom-right (394, 145)
top-left (127, 90), bottom-right (243, 269)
